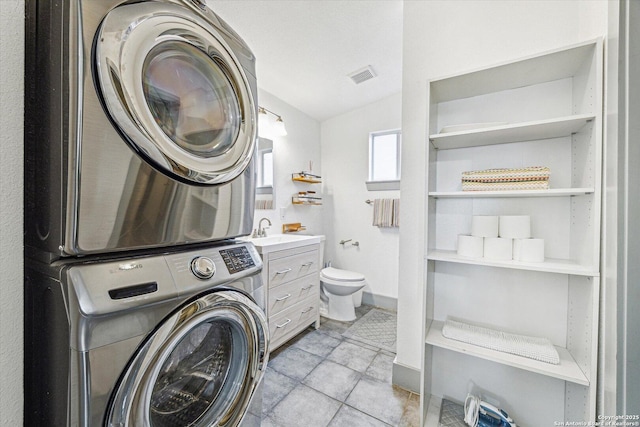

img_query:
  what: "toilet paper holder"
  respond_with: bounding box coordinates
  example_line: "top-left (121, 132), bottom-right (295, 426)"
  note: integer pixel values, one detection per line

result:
top-left (339, 239), bottom-right (360, 247)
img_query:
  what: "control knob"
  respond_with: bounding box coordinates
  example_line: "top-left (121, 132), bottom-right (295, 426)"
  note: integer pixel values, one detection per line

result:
top-left (191, 256), bottom-right (215, 280)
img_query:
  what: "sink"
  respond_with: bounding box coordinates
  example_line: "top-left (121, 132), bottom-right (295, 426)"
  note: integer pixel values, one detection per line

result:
top-left (241, 234), bottom-right (323, 254)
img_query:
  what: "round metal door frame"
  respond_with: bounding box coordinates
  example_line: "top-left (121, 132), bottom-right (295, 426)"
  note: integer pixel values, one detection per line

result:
top-left (95, 2), bottom-right (257, 185)
top-left (105, 290), bottom-right (269, 427)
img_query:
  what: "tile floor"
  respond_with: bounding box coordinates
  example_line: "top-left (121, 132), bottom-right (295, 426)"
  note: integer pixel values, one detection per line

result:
top-left (261, 305), bottom-right (420, 427)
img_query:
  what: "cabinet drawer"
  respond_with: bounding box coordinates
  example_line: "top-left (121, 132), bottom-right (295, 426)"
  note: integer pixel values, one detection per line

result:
top-left (268, 274), bottom-right (319, 316)
top-left (269, 295), bottom-right (319, 349)
top-left (268, 249), bottom-right (318, 287)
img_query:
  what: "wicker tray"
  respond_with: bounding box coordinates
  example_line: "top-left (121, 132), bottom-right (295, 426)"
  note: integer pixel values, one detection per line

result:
top-left (462, 166), bottom-right (550, 183)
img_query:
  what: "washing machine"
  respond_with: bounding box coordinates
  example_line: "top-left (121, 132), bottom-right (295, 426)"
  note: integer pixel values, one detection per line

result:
top-left (24, 241), bottom-right (269, 426)
top-left (25, 0), bottom-right (259, 259)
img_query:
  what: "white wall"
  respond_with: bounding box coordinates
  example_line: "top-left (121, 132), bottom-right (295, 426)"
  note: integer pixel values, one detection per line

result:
top-left (252, 89), bottom-right (324, 236)
top-left (0, 1), bottom-right (24, 425)
top-left (397, 0), bottom-right (608, 373)
top-left (321, 93), bottom-right (402, 302)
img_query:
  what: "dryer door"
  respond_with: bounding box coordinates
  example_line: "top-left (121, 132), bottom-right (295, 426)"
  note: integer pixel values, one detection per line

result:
top-left (105, 290), bottom-right (268, 427)
top-left (95, 2), bottom-right (257, 185)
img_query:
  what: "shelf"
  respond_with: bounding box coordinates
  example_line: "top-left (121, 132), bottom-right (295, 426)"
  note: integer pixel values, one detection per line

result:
top-left (429, 39), bottom-right (598, 103)
top-left (292, 173), bottom-right (322, 184)
top-left (292, 197), bottom-right (322, 205)
top-left (425, 320), bottom-right (589, 386)
top-left (429, 114), bottom-right (595, 150)
top-left (427, 250), bottom-right (599, 277)
top-left (429, 188), bottom-right (594, 198)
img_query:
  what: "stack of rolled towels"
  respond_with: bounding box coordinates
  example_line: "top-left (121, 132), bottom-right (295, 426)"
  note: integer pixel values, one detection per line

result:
top-left (457, 215), bottom-right (545, 262)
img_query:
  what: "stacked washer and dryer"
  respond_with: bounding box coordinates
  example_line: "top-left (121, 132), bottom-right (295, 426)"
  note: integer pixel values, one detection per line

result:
top-left (24, 1), bottom-right (268, 426)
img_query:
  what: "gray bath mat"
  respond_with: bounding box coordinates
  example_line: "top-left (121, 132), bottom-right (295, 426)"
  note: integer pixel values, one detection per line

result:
top-left (342, 308), bottom-right (397, 353)
top-left (439, 398), bottom-right (466, 427)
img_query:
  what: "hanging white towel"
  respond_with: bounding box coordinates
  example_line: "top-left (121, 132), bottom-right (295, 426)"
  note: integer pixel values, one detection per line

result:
top-left (255, 199), bottom-right (273, 210)
top-left (372, 199), bottom-right (400, 228)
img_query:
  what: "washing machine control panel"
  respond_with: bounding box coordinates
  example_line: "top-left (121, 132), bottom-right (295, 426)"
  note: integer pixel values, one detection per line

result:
top-left (190, 256), bottom-right (216, 279)
top-left (219, 246), bottom-right (256, 274)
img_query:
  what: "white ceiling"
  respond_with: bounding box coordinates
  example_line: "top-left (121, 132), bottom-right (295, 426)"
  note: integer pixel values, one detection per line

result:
top-left (210, 0), bottom-right (404, 122)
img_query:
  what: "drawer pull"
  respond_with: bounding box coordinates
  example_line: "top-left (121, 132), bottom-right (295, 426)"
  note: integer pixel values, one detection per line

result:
top-left (276, 319), bottom-right (292, 328)
top-left (301, 307), bottom-right (314, 314)
top-left (275, 268), bottom-right (292, 275)
top-left (301, 284), bottom-right (314, 291)
top-left (275, 293), bottom-right (292, 302)
top-left (301, 261), bottom-right (314, 267)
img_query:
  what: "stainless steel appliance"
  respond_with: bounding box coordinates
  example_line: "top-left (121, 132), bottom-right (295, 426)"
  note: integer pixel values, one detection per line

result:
top-left (24, 241), bottom-right (268, 426)
top-left (25, 0), bottom-right (259, 259)
top-left (24, 1), bottom-right (268, 425)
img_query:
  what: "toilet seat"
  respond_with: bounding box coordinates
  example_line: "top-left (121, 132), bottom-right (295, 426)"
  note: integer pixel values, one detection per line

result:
top-left (321, 267), bottom-right (365, 282)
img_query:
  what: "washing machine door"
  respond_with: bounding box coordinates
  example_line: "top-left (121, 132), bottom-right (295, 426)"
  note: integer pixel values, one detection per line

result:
top-left (105, 290), bottom-right (269, 427)
top-left (95, 2), bottom-right (257, 185)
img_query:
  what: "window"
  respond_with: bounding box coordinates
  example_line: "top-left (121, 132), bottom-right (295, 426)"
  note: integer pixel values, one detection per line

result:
top-left (258, 150), bottom-right (273, 188)
top-left (256, 138), bottom-right (273, 193)
top-left (367, 129), bottom-right (401, 190)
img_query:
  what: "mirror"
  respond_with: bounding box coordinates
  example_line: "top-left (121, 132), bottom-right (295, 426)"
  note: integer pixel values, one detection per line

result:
top-left (255, 137), bottom-right (274, 209)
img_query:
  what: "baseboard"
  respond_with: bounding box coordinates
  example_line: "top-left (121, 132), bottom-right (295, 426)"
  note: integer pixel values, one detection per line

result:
top-left (362, 291), bottom-right (397, 312)
top-left (392, 358), bottom-right (420, 394)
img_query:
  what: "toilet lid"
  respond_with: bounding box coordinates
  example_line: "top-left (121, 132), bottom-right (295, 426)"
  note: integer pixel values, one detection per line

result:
top-left (321, 267), bottom-right (365, 282)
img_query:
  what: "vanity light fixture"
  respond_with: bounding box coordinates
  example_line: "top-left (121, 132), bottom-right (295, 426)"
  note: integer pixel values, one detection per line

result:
top-left (258, 106), bottom-right (288, 137)
top-left (258, 106), bottom-right (270, 130)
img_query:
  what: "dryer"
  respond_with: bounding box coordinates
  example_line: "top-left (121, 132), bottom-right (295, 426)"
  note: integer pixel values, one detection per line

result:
top-left (25, 0), bottom-right (259, 259)
top-left (24, 241), bottom-right (268, 426)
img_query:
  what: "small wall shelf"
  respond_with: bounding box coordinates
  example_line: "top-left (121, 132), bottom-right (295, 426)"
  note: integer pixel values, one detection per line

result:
top-left (292, 172), bottom-right (322, 205)
top-left (292, 196), bottom-right (322, 205)
top-left (292, 172), bottom-right (322, 184)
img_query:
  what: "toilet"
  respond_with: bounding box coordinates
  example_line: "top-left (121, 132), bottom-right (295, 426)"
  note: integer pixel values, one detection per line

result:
top-left (320, 267), bottom-right (366, 322)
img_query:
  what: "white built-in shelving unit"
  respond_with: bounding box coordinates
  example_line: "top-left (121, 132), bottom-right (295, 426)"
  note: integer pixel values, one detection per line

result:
top-left (420, 39), bottom-right (603, 426)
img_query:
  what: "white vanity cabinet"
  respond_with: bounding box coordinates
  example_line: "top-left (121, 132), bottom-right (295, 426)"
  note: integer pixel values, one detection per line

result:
top-left (260, 244), bottom-right (321, 350)
top-left (420, 39), bottom-right (603, 426)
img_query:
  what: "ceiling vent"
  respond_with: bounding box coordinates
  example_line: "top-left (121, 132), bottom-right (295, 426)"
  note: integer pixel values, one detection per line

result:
top-left (348, 66), bottom-right (377, 85)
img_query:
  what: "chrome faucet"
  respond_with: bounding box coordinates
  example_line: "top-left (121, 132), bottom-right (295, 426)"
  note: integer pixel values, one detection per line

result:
top-left (257, 217), bottom-right (272, 237)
